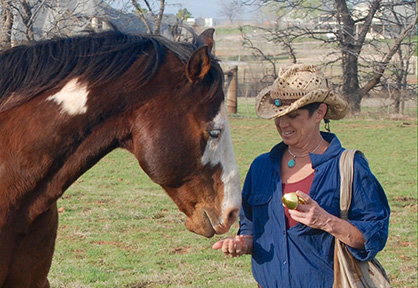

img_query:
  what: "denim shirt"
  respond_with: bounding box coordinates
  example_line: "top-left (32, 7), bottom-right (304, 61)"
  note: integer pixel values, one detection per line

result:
top-left (239, 132), bottom-right (390, 288)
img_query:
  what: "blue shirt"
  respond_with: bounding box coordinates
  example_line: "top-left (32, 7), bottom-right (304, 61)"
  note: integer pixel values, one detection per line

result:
top-left (238, 132), bottom-right (390, 288)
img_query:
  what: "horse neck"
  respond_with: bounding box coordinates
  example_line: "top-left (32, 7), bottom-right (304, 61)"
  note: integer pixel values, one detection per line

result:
top-left (0, 92), bottom-right (133, 231)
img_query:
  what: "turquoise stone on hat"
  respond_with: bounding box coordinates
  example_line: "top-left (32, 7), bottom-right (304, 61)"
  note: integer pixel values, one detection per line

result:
top-left (288, 158), bottom-right (295, 168)
top-left (274, 99), bottom-right (281, 107)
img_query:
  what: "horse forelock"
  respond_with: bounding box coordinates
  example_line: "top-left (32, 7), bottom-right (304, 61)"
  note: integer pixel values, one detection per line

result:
top-left (0, 31), bottom-right (203, 114)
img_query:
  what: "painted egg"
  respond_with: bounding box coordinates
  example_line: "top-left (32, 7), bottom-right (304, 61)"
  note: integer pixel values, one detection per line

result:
top-left (282, 193), bottom-right (305, 210)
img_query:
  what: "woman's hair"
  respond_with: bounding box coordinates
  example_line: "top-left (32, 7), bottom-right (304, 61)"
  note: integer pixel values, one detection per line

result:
top-left (300, 102), bottom-right (322, 117)
top-left (300, 102), bottom-right (331, 131)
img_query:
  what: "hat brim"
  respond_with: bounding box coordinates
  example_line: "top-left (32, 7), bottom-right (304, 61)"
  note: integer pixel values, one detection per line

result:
top-left (255, 87), bottom-right (348, 120)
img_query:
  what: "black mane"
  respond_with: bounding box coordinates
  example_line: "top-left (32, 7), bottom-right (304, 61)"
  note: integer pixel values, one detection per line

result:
top-left (0, 31), bottom-right (205, 113)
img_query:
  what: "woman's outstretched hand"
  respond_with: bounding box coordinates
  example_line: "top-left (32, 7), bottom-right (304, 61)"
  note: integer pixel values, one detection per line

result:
top-left (212, 235), bottom-right (253, 258)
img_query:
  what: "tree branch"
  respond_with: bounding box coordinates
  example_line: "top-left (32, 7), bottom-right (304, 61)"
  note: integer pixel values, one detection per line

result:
top-left (154, 0), bottom-right (165, 35)
top-left (240, 27), bottom-right (278, 78)
top-left (356, 0), bottom-right (382, 49)
top-left (360, 15), bottom-right (418, 94)
top-left (131, 0), bottom-right (153, 34)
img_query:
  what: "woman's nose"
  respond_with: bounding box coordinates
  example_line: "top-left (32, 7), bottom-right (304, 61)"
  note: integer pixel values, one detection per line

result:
top-left (275, 116), bottom-right (288, 128)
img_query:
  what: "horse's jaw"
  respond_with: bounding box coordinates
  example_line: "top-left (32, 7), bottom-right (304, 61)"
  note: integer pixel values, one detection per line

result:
top-left (185, 210), bottom-right (217, 238)
top-left (162, 182), bottom-right (241, 238)
top-left (184, 206), bottom-right (239, 238)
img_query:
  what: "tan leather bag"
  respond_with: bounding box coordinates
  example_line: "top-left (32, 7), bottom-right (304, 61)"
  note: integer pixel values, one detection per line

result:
top-left (333, 149), bottom-right (391, 288)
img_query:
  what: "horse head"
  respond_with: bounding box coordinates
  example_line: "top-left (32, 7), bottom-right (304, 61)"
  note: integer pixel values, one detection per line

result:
top-left (123, 30), bottom-right (241, 237)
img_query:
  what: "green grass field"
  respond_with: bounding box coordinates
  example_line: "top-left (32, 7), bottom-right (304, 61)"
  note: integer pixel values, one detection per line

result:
top-left (49, 100), bottom-right (417, 287)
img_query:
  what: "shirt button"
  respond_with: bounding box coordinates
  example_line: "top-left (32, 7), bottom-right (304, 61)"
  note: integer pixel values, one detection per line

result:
top-left (282, 260), bottom-right (287, 265)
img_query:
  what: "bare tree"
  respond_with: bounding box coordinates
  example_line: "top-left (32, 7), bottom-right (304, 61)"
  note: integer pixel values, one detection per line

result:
top-left (238, 0), bottom-right (417, 114)
top-left (1, 0), bottom-right (54, 49)
top-left (335, 0), bottom-right (417, 113)
top-left (376, 1), bottom-right (417, 114)
top-left (168, 8), bottom-right (191, 42)
top-left (10, 0), bottom-right (49, 42)
top-left (219, 0), bottom-right (245, 23)
top-left (131, 0), bottom-right (165, 35)
top-left (0, 0), bottom-right (14, 49)
top-left (1, 0), bottom-right (161, 49)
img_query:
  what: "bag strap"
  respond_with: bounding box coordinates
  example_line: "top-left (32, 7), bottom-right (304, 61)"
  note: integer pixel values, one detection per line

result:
top-left (339, 149), bottom-right (364, 220)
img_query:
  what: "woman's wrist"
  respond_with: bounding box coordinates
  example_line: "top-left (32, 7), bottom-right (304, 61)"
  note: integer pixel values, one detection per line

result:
top-left (322, 216), bottom-right (365, 249)
top-left (242, 234), bottom-right (253, 254)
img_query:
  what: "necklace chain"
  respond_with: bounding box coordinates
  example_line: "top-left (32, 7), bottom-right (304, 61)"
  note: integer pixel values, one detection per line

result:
top-left (287, 138), bottom-right (323, 168)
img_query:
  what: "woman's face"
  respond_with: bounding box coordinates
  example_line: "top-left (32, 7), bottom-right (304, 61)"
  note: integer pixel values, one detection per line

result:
top-left (274, 104), bottom-right (326, 148)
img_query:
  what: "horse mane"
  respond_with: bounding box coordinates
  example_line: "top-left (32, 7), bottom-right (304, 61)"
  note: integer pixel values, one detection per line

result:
top-left (0, 30), bottom-right (207, 113)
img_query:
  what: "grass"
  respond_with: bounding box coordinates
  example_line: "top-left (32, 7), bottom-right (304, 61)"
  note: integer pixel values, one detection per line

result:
top-left (49, 99), bottom-right (417, 287)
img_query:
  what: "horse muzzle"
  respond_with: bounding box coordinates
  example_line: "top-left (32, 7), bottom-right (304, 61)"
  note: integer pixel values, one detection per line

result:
top-left (185, 205), bottom-right (240, 238)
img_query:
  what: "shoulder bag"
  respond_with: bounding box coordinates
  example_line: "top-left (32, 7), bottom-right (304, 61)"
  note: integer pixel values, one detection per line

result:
top-left (333, 149), bottom-right (391, 288)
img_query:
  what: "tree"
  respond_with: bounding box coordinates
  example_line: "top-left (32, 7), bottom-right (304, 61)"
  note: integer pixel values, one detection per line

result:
top-left (1, 0), bottom-right (42, 46)
top-left (0, 0), bottom-right (13, 49)
top-left (176, 8), bottom-right (191, 22)
top-left (239, 0), bottom-right (417, 114)
top-left (130, 0), bottom-right (165, 34)
top-left (335, 0), bottom-right (417, 113)
top-left (219, 0), bottom-right (245, 23)
top-left (1, 0), bottom-right (113, 49)
top-left (1, 0), bottom-right (63, 49)
top-left (377, 1), bottom-right (417, 114)
top-left (168, 8), bottom-right (191, 42)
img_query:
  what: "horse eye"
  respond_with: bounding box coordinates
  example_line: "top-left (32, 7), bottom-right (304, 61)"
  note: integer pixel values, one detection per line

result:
top-left (208, 129), bottom-right (222, 139)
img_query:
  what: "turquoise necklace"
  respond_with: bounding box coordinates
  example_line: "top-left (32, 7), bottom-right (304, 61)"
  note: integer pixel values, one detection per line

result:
top-left (287, 138), bottom-right (323, 168)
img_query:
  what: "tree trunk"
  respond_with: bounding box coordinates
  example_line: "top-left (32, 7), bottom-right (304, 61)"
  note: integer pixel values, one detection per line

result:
top-left (20, 0), bottom-right (35, 41)
top-left (342, 52), bottom-right (362, 113)
top-left (154, 0), bottom-right (165, 35)
top-left (335, 0), bottom-right (383, 114)
top-left (0, 0), bottom-right (13, 49)
top-left (336, 0), bottom-right (362, 114)
top-left (393, 89), bottom-right (401, 114)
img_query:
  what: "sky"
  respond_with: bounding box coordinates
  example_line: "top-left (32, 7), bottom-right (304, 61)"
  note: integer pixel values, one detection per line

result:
top-left (163, 0), bottom-right (256, 19)
top-left (164, 1), bottom-right (223, 18)
top-left (110, 0), bottom-right (258, 20)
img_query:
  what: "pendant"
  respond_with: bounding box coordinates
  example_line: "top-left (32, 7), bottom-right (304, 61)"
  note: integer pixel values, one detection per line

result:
top-left (288, 158), bottom-right (296, 168)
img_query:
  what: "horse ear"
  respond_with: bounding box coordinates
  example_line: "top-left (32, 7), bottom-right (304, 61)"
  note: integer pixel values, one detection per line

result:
top-left (186, 45), bottom-right (211, 84)
top-left (199, 28), bottom-right (215, 53)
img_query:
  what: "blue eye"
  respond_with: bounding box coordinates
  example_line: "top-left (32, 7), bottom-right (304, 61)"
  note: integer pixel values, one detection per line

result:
top-left (208, 129), bottom-right (222, 138)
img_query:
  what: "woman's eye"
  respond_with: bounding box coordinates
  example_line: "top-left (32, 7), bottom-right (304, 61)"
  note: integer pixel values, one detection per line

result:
top-left (208, 129), bottom-right (222, 139)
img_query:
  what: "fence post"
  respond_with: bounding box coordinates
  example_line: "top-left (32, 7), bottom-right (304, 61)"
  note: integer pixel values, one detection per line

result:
top-left (226, 66), bottom-right (238, 114)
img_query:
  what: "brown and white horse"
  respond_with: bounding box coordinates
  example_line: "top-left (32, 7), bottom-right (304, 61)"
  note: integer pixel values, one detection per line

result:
top-left (0, 29), bottom-right (241, 287)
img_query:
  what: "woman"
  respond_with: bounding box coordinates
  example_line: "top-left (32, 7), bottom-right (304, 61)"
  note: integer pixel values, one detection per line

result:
top-left (213, 64), bottom-right (390, 287)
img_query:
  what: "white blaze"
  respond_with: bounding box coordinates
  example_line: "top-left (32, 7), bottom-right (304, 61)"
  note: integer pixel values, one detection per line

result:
top-left (46, 79), bottom-right (89, 115)
top-left (201, 102), bottom-right (241, 218)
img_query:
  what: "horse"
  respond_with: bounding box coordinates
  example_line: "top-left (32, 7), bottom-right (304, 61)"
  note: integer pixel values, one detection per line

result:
top-left (0, 29), bottom-right (241, 288)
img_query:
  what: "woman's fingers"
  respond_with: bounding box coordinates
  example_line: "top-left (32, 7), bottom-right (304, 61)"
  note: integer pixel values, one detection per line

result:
top-left (212, 239), bottom-right (226, 250)
top-left (212, 235), bottom-right (250, 257)
top-left (295, 190), bottom-right (311, 205)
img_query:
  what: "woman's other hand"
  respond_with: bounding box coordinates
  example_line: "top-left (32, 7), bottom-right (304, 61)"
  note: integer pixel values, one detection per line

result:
top-left (288, 190), bottom-right (330, 230)
top-left (289, 190), bottom-right (365, 249)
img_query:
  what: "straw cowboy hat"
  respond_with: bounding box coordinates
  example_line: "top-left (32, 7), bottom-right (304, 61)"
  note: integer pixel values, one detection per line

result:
top-left (255, 64), bottom-right (348, 120)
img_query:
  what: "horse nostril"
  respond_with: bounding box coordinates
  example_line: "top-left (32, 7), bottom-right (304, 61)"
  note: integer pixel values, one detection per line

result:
top-left (226, 208), bottom-right (239, 226)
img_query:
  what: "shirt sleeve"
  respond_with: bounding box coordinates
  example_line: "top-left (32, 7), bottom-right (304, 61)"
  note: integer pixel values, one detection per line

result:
top-left (238, 163), bottom-right (254, 236)
top-left (346, 153), bottom-right (391, 261)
